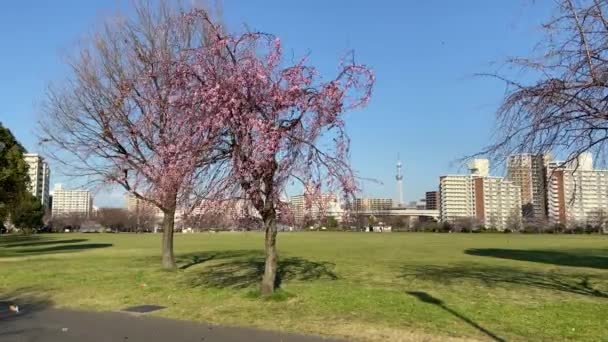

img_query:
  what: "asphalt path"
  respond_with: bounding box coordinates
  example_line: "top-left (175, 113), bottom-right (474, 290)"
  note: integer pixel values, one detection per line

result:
top-left (0, 302), bottom-right (340, 342)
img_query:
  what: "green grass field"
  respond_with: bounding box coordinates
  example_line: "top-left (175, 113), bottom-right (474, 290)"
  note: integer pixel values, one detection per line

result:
top-left (1, 232), bottom-right (606, 341)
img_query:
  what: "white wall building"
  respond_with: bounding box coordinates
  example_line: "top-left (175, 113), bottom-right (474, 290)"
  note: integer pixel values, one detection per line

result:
top-left (440, 160), bottom-right (521, 230)
top-left (23, 153), bottom-right (50, 208)
top-left (51, 184), bottom-right (93, 217)
top-left (547, 154), bottom-right (608, 226)
top-left (468, 159), bottom-right (489, 177)
top-left (439, 175), bottom-right (476, 222)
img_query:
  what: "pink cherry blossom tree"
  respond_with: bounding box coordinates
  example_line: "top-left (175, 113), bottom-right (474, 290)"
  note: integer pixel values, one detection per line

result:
top-left (178, 10), bottom-right (375, 294)
top-left (40, 3), bottom-right (230, 269)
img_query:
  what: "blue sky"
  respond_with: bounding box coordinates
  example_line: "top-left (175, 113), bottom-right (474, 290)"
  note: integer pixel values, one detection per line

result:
top-left (0, 0), bottom-right (553, 207)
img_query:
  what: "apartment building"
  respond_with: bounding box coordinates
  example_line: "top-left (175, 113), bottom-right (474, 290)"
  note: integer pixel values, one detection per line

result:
top-left (51, 184), bottom-right (93, 217)
top-left (439, 159), bottom-right (521, 229)
top-left (439, 175), bottom-right (476, 222)
top-left (290, 193), bottom-right (343, 224)
top-left (546, 153), bottom-right (608, 226)
top-left (23, 153), bottom-right (51, 208)
top-left (507, 154), bottom-right (550, 218)
top-left (475, 177), bottom-right (522, 229)
top-left (425, 191), bottom-right (438, 210)
top-left (353, 198), bottom-right (393, 211)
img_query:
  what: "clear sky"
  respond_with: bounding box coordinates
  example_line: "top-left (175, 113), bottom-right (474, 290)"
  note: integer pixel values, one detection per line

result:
top-left (0, 0), bottom-right (553, 207)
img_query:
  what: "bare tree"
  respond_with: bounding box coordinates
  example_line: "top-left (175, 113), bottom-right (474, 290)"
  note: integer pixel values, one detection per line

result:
top-left (94, 207), bottom-right (130, 231)
top-left (40, 3), bottom-right (229, 269)
top-left (481, 0), bottom-right (608, 168)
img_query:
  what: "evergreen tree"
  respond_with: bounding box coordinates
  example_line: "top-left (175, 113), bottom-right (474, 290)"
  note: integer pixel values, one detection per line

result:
top-left (0, 122), bottom-right (30, 223)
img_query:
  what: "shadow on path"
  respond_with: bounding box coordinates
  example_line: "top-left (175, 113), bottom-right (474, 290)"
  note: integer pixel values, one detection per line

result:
top-left (180, 250), bottom-right (338, 289)
top-left (0, 287), bottom-right (54, 331)
top-left (401, 264), bottom-right (608, 298)
top-left (406, 291), bottom-right (505, 342)
top-left (466, 248), bottom-right (608, 270)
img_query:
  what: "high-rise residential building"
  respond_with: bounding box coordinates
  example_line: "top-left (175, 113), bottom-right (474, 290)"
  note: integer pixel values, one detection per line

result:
top-left (507, 153), bottom-right (550, 218)
top-left (23, 154), bottom-right (51, 208)
top-left (546, 154), bottom-right (608, 226)
top-left (425, 191), bottom-right (438, 210)
top-left (51, 184), bottom-right (93, 217)
top-left (353, 198), bottom-right (393, 211)
top-left (440, 161), bottom-right (521, 229)
top-left (290, 193), bottom-right (343, 224)
top-left (439, 175), bottom-right (476, 222)
top-left (474, 177), bottom-right (522, 229)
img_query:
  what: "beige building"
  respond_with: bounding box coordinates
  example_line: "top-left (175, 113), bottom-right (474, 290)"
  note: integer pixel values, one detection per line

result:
top-left (23, 153), bottom-right (51, 208)
top-left (507, 154), bottom-right (550, 218)
top-left (547, 154), bottom-right (608, 226)
top-left (440, 160), bottom-right (521, 230)
top-left (476, 177), bottom-right (522, 229)
top-left (353, 198), bottom-right (393, 211)
top-left (290, 193), bottom-right (343, 224)
top-left (126, 194), bottom-right (163, 216)
top-left (51, 184), bottom-right (93, 217)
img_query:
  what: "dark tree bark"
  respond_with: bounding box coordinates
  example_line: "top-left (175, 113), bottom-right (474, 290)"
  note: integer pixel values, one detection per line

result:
top-left (161, 207), bottom-right (176, 269)
top-left (260, 209), bottom-right (278, 296)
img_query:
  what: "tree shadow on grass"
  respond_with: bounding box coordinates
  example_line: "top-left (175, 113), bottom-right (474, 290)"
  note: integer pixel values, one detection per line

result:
top-left (3, 239), bottom-right (88, 248)
top-left (466, 248), bottom-right (608, 270)
top-left (0, 235), bottom-right (44, 247)
top-left (182, 250), bottom-right (338, 289)
top-left (406, 291), bottom-right (506, 342)
top-left (400, 264), bottom-right (608, 298)
top-left (177, 250), bottom-right (263, 270)
top-left (14, 243), bottom-right (113, 255)
top-left (0, 236), bottom-right (112, 257)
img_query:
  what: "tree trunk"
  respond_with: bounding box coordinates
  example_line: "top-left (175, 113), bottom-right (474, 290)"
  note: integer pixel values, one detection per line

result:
top-left (260, 212), bottom-right (278, 296)
top-left (161, 207), bottom-right (176, 269)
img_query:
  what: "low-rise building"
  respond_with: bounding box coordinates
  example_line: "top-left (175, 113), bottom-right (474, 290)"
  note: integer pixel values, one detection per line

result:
top-left (353, 198), bottom-right (393, 211)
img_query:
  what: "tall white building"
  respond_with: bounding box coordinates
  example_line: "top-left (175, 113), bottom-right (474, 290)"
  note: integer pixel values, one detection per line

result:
top-left (547, 154), bottom-right (608, 226)
top-left (23, 154), bottom-right (50, 208)
top-left (51, 184), bottom-right (93, 217)
top-left (440, 160), bottom-right (521, 230)
top-left (507, 153), bottom-right (550, 218)
top-left (439, 175), bottom-right (476, 222)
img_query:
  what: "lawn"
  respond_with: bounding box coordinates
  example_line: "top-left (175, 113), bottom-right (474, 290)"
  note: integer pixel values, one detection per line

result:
top-left (0, 232), bottom-right (607, 341)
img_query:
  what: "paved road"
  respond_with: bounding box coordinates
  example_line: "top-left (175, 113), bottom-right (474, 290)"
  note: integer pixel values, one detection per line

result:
top-left (0, 303), bottom-right (339, 342)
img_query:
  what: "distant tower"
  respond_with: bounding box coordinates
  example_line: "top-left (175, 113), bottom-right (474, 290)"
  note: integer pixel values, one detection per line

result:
top-left (396, 155), bottom-right (404, 207)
